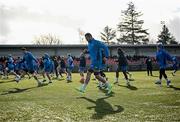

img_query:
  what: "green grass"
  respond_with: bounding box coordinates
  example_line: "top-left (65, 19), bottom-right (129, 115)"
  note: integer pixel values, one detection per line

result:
top-left (0, 71), bottom-right (180, 122)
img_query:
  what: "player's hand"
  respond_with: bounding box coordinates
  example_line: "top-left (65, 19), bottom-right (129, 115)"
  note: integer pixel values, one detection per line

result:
top-left (103, 57), bottom-right (108, 63)
top-left (83, 49), bottom-right (88, 54)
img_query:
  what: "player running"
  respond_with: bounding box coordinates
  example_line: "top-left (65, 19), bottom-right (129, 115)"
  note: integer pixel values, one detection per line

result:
top-left (155, 44), bottom-right (173, 87)
top-left (78, 52), bottom-right (86, 84)
top-left (21, 48), bottom-right (42, 86)
top-left (78, 33), bottom-right (112, 95)
top-left (42, 53), bottom-right (53, 83)
top-left (4, 54), bottom-right (21, 82)
top-left (114, 48), bottom-right (130, 86)
top-left (171, 56), bottom-right (179, 76)
top-left (66, 54), bottom-right (74, 82)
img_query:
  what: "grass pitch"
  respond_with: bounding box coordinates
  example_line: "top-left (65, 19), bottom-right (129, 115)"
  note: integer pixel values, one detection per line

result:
top-left (0, 71), bottom-right (180, 122)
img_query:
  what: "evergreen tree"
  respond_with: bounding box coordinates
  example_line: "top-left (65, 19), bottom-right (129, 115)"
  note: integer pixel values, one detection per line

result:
top-left (117, 2), bottom-right (149, 44)
top-left (157, 25), bottom-right (178, 44)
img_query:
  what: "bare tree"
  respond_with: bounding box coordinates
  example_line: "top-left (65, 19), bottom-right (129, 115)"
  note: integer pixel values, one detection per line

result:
top-left (100, 26), bottom-right (116, 45)
top-left (33, 33), bottom-right (62, 45)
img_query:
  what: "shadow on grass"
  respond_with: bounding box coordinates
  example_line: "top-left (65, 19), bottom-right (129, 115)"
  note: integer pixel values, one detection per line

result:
top-left (67, 80), bottom-right (73, 83)
top-left (0, 80), bottom-right (15, 84)
top-left (118, 84), bottom-right (138, 90)
top-left (77, 96), bottom-right (124, 120)
top-left (169, 85), bottom-right (180, 91)
top-left (1, 83), bottom-right (49, 95)
top-left (129, 79), bottom-right (135, 81)
top-left (98, 88), bottom-right (115, 96)
top-left (57, 79), bottom-right (65, 81)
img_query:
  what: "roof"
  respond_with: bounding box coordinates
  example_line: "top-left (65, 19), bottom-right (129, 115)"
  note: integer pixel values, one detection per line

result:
top-left (0, 44), bottom-right (179, 48)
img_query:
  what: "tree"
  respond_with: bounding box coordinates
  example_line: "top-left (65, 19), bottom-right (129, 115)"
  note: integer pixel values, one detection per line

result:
top-left (100, 26), bottom-right (116, 45)
top-left (117, 2), bottom-right (149, 44)
top-left (33, 33), bottom-right (62, 45)
top-left (157, 25), bottom-right (178, 44)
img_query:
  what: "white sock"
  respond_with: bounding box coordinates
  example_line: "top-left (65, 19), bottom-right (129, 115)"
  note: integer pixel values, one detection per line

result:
top-left (165, 78), bottom-right (169, 82)
top-left (115, 78), bottom-right (118, 82)
top-left (82, 83), bottom-right (87, 90)
top-left (37, 80), bottom-right (41, 84)
top-left (126, 79), bottom-right (129, 83)
top-left (105, 82), bottom-right (111, 89)
top-left (99, 81), bottom-right (102, 86)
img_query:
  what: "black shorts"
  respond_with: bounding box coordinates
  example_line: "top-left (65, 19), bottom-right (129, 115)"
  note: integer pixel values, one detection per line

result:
top-left (28, 70), bottom-right (35, 74)
top-left (88, 68), bottom-right (100, 75)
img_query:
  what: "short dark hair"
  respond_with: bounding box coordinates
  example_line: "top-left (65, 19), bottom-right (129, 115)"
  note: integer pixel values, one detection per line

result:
top-left (85, 33), bottom-right (92, 37)
top-left (117, 48), bottom-right (124, 54)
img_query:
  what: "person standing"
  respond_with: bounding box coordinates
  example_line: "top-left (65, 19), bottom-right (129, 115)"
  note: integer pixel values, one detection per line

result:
top-left (145, 56), bottom-right (153, 76)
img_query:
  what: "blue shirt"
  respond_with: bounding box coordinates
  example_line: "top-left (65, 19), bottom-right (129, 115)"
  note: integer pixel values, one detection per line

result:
top-left (79, 55), bottom-right (86, 67)
top-left (23, 51), bottom-right (37, 70)
top-left (7, 57), bottom-right (14, 70)
top-left (87, 39), bottom-right (109, 68)
top-left (156, 49), bottom-right (172, 69)
top-left (67, 56), bottom-right (74, 68)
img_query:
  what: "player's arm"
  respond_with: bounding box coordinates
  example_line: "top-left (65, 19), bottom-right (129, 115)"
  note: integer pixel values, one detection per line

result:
top-left (29, 53), bottom-right (38, 63)
top-left (83, 49), bottom-right (89, 54)
top-left (164, 50), bottom-right (173, 62)
top-left (96, 41), bottom-right (109, 58)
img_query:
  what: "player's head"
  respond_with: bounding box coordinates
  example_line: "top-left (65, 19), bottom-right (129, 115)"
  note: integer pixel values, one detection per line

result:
top-left (44, 53), bottom-right (49, 58)
top-left (85, 33), bottom-right (93, 42)
top-left (21, 47), bottom-right (27, 53)
top-left (117, 48), bottom-right (123, 55)
top-left (157, 43), bottom-right (164, 50)
top-left (67, 53), bottom-right (71, 57)
top-left (61, 56), bottom-right (64, 59)
top-left (8, 54), bottom-right (12, 57)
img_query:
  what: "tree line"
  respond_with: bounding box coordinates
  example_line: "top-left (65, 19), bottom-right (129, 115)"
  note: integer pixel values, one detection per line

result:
top-left (34, 2), bottom-right (178, 45)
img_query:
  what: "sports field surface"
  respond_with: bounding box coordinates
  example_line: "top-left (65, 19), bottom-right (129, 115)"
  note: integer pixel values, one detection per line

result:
top-left (0, 71), bottom-right (180, 122)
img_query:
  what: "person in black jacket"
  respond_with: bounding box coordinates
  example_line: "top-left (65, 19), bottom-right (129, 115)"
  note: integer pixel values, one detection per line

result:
top-left (145, 57), bottom-right (153, 76)
top-left (78, 52), bottom-right (86, 83)
top-left (114, 48), bottom-right (130, 86)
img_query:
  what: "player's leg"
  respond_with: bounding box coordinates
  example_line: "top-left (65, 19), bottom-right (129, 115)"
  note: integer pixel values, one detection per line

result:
top-left (10, 70), bottom-right (21, 82)
top-left (55, 66), bottom-right (59, 79)
top-left (126, 71), bottom-right (132, 79)
top-left (162, 69), bottom-right (171, 87)
top-left (94, 72), bottom-right (112, 95)
top-left (114, 66), bottom-right (120, 84)
top-left (66, 68), bottom-right (71, 81)
top-left (79, 69), bottom-right (93, 92)
top-left (122, 66), bottom-right (130, 86)
top-left (155, 68), bottom-right (163, 85)
top-left (79, 67), bottom-right (85, 84)
top-left (150, 67), bottom-right (153, 76)
top-left (172, 66), bottom-right (177, 76)
top-left (147, 68), bottom-right (150, 76)
top-left (46, 72), bottom-right (52, 83)
top-left (42, 71), bottom-right (46, 82)
top-left (31, 70), bottom-right (42, 86)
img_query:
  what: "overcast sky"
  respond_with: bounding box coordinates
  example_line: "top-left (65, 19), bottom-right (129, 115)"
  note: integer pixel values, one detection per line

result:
top-left (0, 0), bottom-right (180, 44)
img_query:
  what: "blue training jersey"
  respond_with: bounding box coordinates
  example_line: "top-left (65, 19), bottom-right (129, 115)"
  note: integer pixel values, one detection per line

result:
top-left (7, 57), bottom-right (14, 70)
top-left (156, 49), bottom-right (172, 69)
top-left (87, 39), bottom-right (109, 68)
top-left (67, 56), bottom-right (74, 68)
top-left (23, 51), bottom-right (37, 70)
